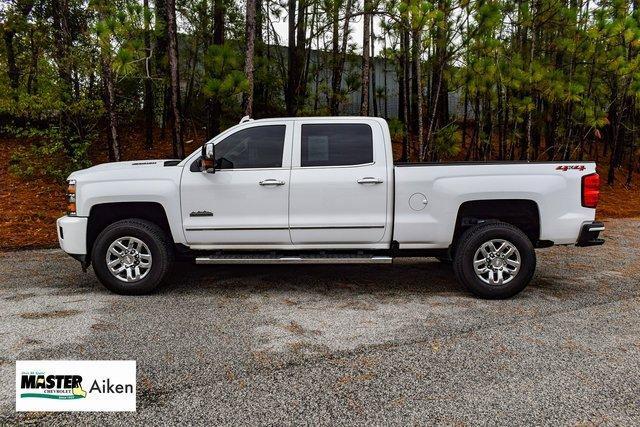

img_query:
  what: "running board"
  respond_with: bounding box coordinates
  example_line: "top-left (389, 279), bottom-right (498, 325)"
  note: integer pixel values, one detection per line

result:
top-left (195, 254), bottom-right (393, 265)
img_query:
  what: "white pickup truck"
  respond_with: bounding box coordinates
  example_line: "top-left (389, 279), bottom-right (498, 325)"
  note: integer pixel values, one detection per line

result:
top-left (57, 117), bottom-right (604, 298)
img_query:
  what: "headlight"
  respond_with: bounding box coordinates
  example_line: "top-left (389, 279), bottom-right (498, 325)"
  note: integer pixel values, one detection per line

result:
top-left (67, 179), bottom-right (76, 215)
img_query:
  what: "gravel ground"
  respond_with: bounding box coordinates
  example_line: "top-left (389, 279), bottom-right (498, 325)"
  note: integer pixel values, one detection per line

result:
top-left (1, 219), bottom-right (639, 425)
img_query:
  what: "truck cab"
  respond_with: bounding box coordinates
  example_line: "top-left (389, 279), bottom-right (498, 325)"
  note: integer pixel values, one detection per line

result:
top-left (181, 117), bottom-right (393, 249)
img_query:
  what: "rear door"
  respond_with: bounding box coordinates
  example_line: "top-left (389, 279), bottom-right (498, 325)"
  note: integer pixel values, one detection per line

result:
top-left (288, 120), bottom-right (389, 245)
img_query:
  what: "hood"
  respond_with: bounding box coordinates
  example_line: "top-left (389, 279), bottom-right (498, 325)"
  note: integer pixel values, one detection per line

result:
top-left (68, 159), bottom-right (181, 180)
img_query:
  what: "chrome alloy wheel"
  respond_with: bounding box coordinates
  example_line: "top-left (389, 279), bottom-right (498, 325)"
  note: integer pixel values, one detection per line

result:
top-left (105, 236), bottom-right (152, 282)
top-left (473, 239), bottom-right (521, 285)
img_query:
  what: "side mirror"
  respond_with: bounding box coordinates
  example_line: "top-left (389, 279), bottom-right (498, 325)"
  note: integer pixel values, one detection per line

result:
top-left (200, 141), bottom-right (216, 173)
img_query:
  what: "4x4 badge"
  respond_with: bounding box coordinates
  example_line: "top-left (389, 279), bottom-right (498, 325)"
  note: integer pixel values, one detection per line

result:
top-left (556, 165), bottom-right (586, 171)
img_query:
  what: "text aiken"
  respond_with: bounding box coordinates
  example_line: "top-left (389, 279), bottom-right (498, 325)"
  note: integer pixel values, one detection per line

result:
top-left (90, 379), bottom-right (134, 394)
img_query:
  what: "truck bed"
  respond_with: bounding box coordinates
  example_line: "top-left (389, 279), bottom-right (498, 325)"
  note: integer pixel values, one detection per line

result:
top-left (392, 161), bottom-right (597, 249)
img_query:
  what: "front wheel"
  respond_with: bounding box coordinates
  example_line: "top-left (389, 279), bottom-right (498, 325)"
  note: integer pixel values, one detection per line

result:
top-left (453, 222), bottom-right (536, 299)
top-left (92, 219), bottom-right (173, 295)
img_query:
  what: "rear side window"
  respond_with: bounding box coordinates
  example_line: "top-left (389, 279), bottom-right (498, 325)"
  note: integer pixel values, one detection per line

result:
top-left (215, 125), bottom-right (286, 169)
top-left (301, 124), bottom-right (373, 167)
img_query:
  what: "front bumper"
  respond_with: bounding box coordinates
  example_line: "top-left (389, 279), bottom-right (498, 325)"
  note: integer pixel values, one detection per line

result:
top-left (57, 216), bottom-right (88, 255)
top-left (576, 221), bottom-right (605, 247)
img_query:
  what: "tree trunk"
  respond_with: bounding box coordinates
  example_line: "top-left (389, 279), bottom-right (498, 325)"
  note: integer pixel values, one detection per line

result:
top-left (73, 67), bottom-right (80, 100)
top-left (143, 0), bottom-right (154, 149)
top-left (398, 44), bottom-right (405, 124)
top-left (607, 96), bottom-right (618, 185)
top-left (521, 2), bottom-right (537, 161)
top-left (313, 17), bottom-right (321, 114)
top-left (3, 1), bottom-right (35, 92)
top-left (410, 30), bottom-right (419, 133)
top-left (27, 28), bottom-right (39, 94)
top-left (383, 26), bottom-right (388, 119)
top-left (166, 0), bottom-right (184, 158)
top-left (329, 0), bottom-right (340, 115)
top-left (98, 22), bottom-right (120, 162)
top-left (295, 0), bottom-right (308, 112)
top-left (244, 0), bottom-right (257, 116)
top-left (184, 41), bottom-right (198, 118)
top-left (461, 87), bottom-right (468, 156)
top-left (207, 0), bottom-right (224, 137)
top-left (254, 0), bottom-right (265, 114)
top-left (429, 0), bottom-right (449, 145)
top-left (423, 62), bottom-right (443, 161)
top-left (330, 0), bottom-right (354, 115)
top-left (403, 30), bottom-right (411, 137)
top-left (213, 0), bottom-right (224, 44)
top-left (256, 0), bottom-right (263, 42)
top-left (3, 29), bottom-right (19, 91)
top-left (359, 0), bottom-right (371, 116)
top-left (51, 0), bottom-right (77, 156)
top-left (284, 0), bottom-right (308, 115)
top-left (401, 29), bottom-right (410, 162)
top-left (154, 0), bottom-right (171, 140)
top-left (627, 105), bottom-right (636, 186)
top-left (370, 14), bottom-right (378, 117)
top-left (482, 96), bottom-right (493, 160)
top-left (51, 0), bottom-right (73, 97)
top-left (285, 0), bottom-right (297, 115)
top-left (415, 30), bottom-right (424, 160)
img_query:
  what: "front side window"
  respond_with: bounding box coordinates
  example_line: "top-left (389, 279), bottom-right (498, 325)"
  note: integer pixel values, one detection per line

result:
top-left (215, 125), bottom-right (286, 169)
top-left (301, 124), bottom-right (373, 167)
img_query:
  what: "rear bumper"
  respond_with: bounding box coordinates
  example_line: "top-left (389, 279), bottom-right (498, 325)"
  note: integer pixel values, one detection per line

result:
top-left (576, 221), bottom-right (605, 247)
top-left (57, 216), bottom-right (88, 255)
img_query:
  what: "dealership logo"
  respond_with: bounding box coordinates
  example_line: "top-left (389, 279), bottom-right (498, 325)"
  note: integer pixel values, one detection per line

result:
top-left (16, 361), bottom-right (136, 412)
top-left (20, 373), bottom-right (87, 399)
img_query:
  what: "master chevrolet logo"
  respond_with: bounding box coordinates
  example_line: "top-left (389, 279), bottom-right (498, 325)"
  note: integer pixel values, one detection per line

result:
top-left (20, 374), bottom-right (87, 400)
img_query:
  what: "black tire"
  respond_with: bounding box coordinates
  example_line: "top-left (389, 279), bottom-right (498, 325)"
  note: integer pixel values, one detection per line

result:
top-left (91, 219), bottom-right (173, 295)
top-left (453, 222), bottom-right (536, 299)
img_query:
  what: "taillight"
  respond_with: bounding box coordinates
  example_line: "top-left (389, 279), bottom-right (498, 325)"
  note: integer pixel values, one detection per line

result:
top-left (581, 173), bottom-right (600, 208)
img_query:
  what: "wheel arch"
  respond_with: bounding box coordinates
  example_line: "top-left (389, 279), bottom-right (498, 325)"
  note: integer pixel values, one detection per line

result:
top-left (86, 202), bottom-right (173, 260)
top-left (452, 199), bottom-right (543, 248)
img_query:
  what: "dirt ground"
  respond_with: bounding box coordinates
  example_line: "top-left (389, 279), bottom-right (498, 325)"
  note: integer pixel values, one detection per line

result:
top-left (0, 133), bottom-right (178, 251)
top-left (1, 218), bottom-right (639, 424)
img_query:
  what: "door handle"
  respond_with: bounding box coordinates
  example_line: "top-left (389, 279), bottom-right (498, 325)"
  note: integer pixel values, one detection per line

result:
top-left (357, 177), bottom-right (383, 184)
top-left (259, 179), bottom-right (285, 186)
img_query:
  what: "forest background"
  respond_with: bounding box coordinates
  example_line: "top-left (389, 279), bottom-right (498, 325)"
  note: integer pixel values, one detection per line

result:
top-left (1, 0), bottom-right (639, 249)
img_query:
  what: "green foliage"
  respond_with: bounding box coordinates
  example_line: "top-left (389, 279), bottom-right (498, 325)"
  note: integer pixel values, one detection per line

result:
top-left (387, 118), bottom-right (405, 144)
top-left (203, 43), bottom-right (248, 105)
top-left (6, 126), bottom-right (93, 181)
top-left (432, 125), bottom-right (461, 158)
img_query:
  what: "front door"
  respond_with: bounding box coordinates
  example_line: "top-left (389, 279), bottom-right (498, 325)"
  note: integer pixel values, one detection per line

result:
top-left (180, 122), bottom-right (293, 247)
top-left (289, 121), bottom-right (389, 245)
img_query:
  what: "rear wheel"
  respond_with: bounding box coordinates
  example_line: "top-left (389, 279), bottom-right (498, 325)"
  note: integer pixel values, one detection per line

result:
top-left (453, 222), bottom-right (536, 299)
top-left (92, 219), bottom-right (173, 295)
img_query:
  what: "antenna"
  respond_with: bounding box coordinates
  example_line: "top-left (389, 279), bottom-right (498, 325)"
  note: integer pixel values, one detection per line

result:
top-left (239, 115), bottom-right (253, 124)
